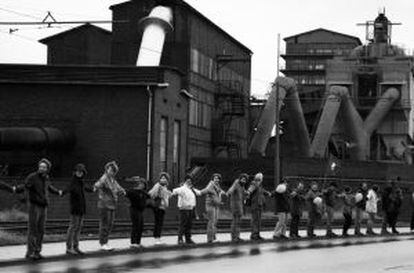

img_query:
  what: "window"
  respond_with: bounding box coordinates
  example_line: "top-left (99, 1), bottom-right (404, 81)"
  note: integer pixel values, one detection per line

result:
top-left (191, 49), bottom-right (199, 73)
top-left (189, 88), bottom-right (213, 128)
top-left (160, 117), bottom-right (168, 172)
top-left (173, 120), bottom-right (181, 164)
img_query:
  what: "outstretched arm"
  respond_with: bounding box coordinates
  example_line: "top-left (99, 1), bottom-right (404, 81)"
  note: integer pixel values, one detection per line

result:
top-left (0, 180), bottom-right (14, 193)
top-left (48, 183), bottom-right (63, 196)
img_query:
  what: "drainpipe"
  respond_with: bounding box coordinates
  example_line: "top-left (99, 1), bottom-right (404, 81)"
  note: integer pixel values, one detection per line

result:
top-left (146, 85), bottom-right (154, 181)
top-left (137, 6), bottom-right (173, 66)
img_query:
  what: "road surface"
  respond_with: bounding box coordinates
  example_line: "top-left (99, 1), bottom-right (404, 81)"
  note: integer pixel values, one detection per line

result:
top-left (1, 233), bottom-right (414, 273)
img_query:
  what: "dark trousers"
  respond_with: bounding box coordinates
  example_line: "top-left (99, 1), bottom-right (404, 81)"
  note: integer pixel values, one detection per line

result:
top-left (130, 208), bottom-right (144, 244)
top-left (99, 208), bottom-right (115, 245)
top-left (66, 214), bottom-right (84, 249)
top-left (290, 213), bottom-right (301, 236)
top-left (388, 211), bottom-right (399, 232)
top-left (231, 212), bottom-right (242, 240)
top-left (410, 209), bottom-right (414, 230)
top-left (307, 211), bottom-right (319, 236)
top-left (342, 212), bottom-right (352, 235)
top-left (27, 203), bottom-right (47, 256)
top-left (153, 208), bottom-right (165, 238)
top-left (178, 210), bottom-right (193, 242)
top-left (250, 208), bottom-right (262, 239)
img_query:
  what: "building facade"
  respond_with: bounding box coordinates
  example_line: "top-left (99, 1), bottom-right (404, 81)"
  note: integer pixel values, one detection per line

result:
top-left (110, 0), bottom-right (252, 161)
top-left (0, 64), bottom-right (188, 183)
top-left (281, 29), bottom-right (361, 134)
top-left (39, 24), bottom-right (112, 65)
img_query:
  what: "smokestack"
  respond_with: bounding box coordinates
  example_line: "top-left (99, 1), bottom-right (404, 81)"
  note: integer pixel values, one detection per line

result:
top-left (136, 6), bottom-right (173, 66)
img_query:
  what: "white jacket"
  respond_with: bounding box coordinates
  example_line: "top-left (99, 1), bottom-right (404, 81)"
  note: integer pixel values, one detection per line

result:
top-left (173, 184), bottom-right (200, 210)
top-left (365, 189), bottom-right (379, 214)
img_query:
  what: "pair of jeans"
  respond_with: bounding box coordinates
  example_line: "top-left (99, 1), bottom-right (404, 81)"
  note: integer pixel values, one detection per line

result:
top-left (410, 209), bottom-right (414, 230)
top-left (178, 210), bottom-right (193, 242)
top-left (354, 207), bottom-right (364, 234)
top-left (153, 208), bottom-right (165, 238)
top-left (342, 212), bottom-right (352, 235)
top-left (307, 210), bottom-right (319, 236)
top-left (231, 212), bottom-right (242, 240)
top-left (325, 206), bottom-right (335, 234)
top-left (206, 206), bottom-right (219, 242)
top-left (99, 208), bottom-right (115, 245)
top-left (367, 212), bottom-right (376, 233)
top-left (130, 208), bottom-right (144, 244)
top-left (274, 212), bottom-right (288, 237)
top-left (27, 203), bottom-right (47, 256)
top-left (66, 214), bottom-right (84, 249)
top-left (289, 213), bottom-right (301, 237)
top-left (250, 208), bottom-right (262, 239)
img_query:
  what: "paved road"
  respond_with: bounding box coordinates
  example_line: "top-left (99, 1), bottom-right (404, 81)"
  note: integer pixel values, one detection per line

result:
top-left (1, 228), bottom-right (414, 273)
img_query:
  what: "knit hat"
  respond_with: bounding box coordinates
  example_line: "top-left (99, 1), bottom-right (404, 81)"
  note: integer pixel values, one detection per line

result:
top-left (129, 176), bottom-right (147, 189)
top-left (74, 163), bottom-right (87, 175)
top-left (238, 173), bottom-right (249, 181)
top-left (159, 172), bottom-right (170, 182)
top-left (38, 158), bottom-right (52, 171)
top-left (254, 172), bottom-right (263, 181)
top-left (211, 173), bottom-right (222, 181)
top-left (104, 161), bottom-right (119, 173)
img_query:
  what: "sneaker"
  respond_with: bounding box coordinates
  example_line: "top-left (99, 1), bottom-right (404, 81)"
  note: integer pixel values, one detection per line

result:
top-left (185, 240), bottom-right (195, 245)
top-left (232, 237), bottom-right (244, 243)
top-left (130, 244), bottom-right (142, 249)
top-left (101, 244), bottom-right (114, 251)
top-left (74, 248), bottom-right (85, 255)
top-left (66, 248), bottom-right (78, 255)
top-left (32, 253), bottom-right (42, 260)
top-left (178, 238), bottom-right (184, 245)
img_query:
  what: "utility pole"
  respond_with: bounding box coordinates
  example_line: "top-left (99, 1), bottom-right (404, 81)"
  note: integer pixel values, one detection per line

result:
top-left (274, 33), bottom-right (281, 188)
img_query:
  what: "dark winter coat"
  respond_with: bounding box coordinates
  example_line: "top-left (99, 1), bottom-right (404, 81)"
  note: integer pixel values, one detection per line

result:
top-left (274, 191), bottom-right (290, 213)
top-left (290, 190), bottom-right (305, 215)
top-left (66, 176), bottom-right (93, 215)
top-left (24, 172), bottom-right (60, 207)
top-left (355, 187), bottom-right (368, 209)
top-left (126, 189), bottom-right (150, 212)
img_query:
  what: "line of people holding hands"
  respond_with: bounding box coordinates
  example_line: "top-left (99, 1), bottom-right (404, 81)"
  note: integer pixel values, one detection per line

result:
top-left (0, 158), bottom-right (407, 261)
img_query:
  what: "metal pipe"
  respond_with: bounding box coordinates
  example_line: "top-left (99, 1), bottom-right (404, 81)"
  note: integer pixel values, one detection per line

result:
top-left (136, 6), bottom-right (173, 66)
top-left (311, 88), bottom-right (343, 158)
top-left (249, 77), bottom-right (310, 156)
top-left (146, 86), bottom-right (153, 181)
top-left (0, 127), bottom-right (75, 151)
top-left (364, 87), bottom-right (399, 136)
top-left (340, 93), bottom-right (367, 160)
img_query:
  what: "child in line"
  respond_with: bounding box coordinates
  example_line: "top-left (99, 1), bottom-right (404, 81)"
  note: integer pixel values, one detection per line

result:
top-left (172, 175), bottom-right (200, 245)
top-left (148, 172), bottom-right (172, 245)
top-left (125, 176), bottom-right (150, 248)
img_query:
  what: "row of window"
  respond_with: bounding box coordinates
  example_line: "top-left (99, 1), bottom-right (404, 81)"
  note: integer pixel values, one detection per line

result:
top-left (291, 75), bottom-right (326, 85)
top-left (190, 48), bottom-right (248, 91)
top-left (286, 43), bottom-right (356, 56)
top-left (286, 59), bottom-right (326, 70)
top-left (189, 87), bottom-right (214, 128)
top-left (160, 118), bottom-right (181, 173)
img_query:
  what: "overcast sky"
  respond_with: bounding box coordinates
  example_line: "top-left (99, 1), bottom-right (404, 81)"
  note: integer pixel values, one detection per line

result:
top-left (0, 0), bottom-right (413, 96)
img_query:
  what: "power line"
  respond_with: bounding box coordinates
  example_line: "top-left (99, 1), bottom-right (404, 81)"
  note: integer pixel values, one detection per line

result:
top-left (0, 19), bottom-right (128, 26)
top-left (0, 6), bottom-right (41, 20)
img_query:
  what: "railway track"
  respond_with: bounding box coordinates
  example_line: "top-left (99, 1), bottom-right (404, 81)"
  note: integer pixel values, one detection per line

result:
top-left (0, 219), bottom-right (278, 234)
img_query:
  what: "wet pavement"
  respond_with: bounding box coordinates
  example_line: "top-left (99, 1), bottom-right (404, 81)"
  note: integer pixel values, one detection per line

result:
top-left (0, 227), bottom-right (413, 273)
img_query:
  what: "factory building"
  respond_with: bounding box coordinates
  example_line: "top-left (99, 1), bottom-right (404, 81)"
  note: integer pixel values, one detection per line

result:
top-left (281, 29), bottom-right (361, 133)
top-left (0, 0), bottom-right (252, 185)
top-left (110, 0), bottom-right (252, 160)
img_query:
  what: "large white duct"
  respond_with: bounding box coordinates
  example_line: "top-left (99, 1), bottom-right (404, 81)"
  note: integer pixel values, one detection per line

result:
top-left (136, 6), bottom-right (173, 66)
